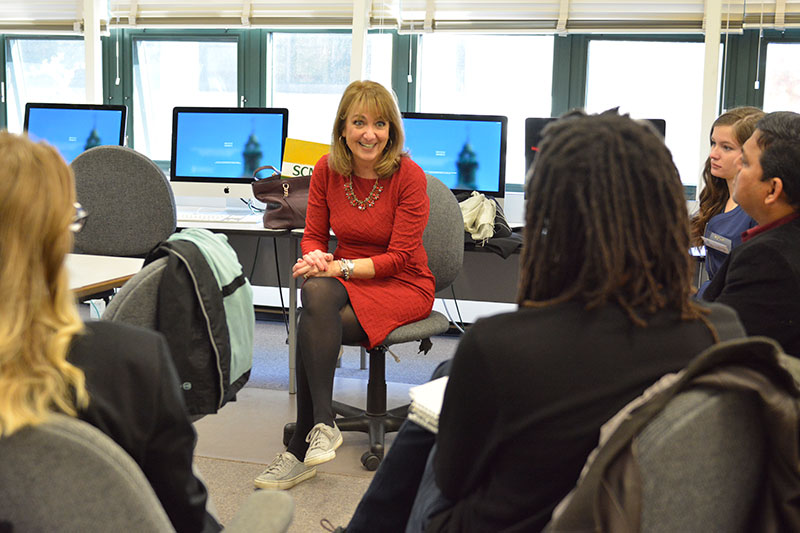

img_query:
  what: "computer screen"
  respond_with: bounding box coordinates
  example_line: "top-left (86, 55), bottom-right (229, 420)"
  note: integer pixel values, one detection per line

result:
top-left (402, 112), bottom-right (508, 198)
top-left (525, 116), bottom-right (667, 180)
top-left (170, 106), bottom-right (289, 198)
top-left (24, 103), bottom-right (127, 164)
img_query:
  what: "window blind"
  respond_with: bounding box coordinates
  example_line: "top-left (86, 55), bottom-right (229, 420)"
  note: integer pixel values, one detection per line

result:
top-left (385, 0), bottom-right (800, 33)
top-left (0, 1), bottom-right (799, 33)
top-left (0, 0), bottom-right (87, 32)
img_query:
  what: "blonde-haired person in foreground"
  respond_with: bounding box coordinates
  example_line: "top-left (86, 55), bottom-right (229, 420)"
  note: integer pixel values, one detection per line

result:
top-left (0, 131), bottom-right (221, 533)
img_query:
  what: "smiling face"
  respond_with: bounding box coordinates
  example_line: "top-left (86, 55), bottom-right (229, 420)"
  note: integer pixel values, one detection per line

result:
top-left (343, 107), bottom-right (390, 175)
top-left (709, 125), bottom-right (742, 181)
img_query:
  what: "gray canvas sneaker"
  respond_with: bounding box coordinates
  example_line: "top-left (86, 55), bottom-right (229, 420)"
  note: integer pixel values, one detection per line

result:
top-left (254, 451), bottom-right (316, 490)
top-left (304, 423), bottom-right (343, 466)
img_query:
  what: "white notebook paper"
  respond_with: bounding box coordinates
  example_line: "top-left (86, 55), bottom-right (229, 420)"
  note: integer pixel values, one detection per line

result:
top-left (407, 376), bottom-right (449, 434)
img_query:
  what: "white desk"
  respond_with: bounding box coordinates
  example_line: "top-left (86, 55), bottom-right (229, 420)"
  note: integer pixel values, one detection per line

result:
top-left (66, 253), bottom-right (144, 300)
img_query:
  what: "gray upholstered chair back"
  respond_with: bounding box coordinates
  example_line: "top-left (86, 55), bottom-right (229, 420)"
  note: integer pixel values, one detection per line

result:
top-left (547, 387), bottom-right (765, 532)
top-left (0, 413), bottom-right (174, 531)
top-left (102, 256), bottom-right (167, 327)
top-left (71, 145), bottom-right (176, 257)
top-left (423, 174), bottom-right (464, 292)
top-left (637, 387), bottom-right (764, 532)
top-left (0, 413), bottom-right (295, 532)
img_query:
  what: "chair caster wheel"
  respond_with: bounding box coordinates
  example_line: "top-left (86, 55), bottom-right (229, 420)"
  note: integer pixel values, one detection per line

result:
top-left (283, 423), bottom-right (296, 446)
top-left (361, 451), bottom-right (382, 471)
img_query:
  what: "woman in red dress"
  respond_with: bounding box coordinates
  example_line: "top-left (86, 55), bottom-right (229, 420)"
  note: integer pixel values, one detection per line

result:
top-left (255, 80), bottom-right (435, 490)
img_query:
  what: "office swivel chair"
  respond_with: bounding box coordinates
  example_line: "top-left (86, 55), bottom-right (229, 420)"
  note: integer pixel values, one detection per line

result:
top-left (635, 388), bottom-right (764, 531)
top-left (547, 387), bottom-right (765, 532)
top-left (285, 174), bottom-right (464, 470)
top-left (103, 245), bottom-right (253, 417)
top-left (0, 413), bottom-right (293, 533)
top-left (71, 145), bottom-right (177, 257)
top-left (102, 255), bottom-right (167, 329)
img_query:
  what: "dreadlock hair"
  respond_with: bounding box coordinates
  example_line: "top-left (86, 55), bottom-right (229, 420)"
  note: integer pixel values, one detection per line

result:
top-left (518, 110), bottom-right (712, 330)
top-left (690, 106), bottom-right (764, 246)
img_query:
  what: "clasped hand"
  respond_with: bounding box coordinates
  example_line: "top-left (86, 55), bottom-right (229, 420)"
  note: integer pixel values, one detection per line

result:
top-left (292, 249), bottom-right (335, 279)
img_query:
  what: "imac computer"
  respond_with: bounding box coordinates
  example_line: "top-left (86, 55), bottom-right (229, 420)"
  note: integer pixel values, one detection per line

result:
top-left (401, 112), bottom-right (508, 199)
top-left (23, 102), bottom-right (127, 164)
top-left (525, 116), bottom-right (667, 181)
top-left (169, 106), bottom-right (289, 200)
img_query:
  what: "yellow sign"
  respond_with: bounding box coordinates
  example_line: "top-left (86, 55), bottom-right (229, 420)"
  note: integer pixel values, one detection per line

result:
top-left (281, 138), bottom-right (330, 178)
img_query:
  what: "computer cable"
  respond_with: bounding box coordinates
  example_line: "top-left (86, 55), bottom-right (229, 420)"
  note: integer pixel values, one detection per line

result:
top-left (271, 238), bottom-right (291, 336)
top-left (442, 286), bottom-right (466, 334)
top-left (242, 197), bottom-right (264, 213)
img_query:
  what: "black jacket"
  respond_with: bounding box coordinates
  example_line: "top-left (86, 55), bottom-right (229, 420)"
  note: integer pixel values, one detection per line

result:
top-left (703, 216), bottom-right (800, 356)
top-left (70, 321), bottom-right (220, 533)
top-left (146, 237), bottom-right (250, 415)
top-left (431, 302), bottom-right (744, 532)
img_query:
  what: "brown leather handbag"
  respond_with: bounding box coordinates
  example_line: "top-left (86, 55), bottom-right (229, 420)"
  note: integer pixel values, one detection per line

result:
top-left (251, 165), bottom-right (310, 229)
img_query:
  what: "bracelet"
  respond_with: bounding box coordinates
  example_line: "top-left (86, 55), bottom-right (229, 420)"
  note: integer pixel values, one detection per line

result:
top-left (339, 259), bottom-right (354, 281)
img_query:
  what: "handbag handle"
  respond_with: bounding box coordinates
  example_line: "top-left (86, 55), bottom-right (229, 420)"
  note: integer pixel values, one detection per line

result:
top-left (253, 165), bottom-right (281, 180)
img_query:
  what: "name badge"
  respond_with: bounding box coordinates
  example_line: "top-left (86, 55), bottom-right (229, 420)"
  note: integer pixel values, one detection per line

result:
top-left (702, 232), bottom-right (732, 254)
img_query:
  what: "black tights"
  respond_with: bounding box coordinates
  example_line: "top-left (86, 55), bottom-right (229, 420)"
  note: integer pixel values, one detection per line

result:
top-left (286, 277), bottom-right (367, 461)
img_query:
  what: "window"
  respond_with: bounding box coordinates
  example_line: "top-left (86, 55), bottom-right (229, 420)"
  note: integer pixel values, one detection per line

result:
top-left (417, 34), bottom-right (555, 187)
top-left (132, 38), bottom-right (238, 160)
top-left (4, 38), bottom-right (85, 134)
top-left (270, 32), bottom-right (392, 145)
top-left (585, 39), bottom-right (718, 196)
top-left (763, 42), bottom-right (800, 112)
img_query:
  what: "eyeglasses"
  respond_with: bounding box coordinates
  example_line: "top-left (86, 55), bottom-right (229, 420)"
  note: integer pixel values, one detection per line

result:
top-left (70, 202), bottom-right (88, 233)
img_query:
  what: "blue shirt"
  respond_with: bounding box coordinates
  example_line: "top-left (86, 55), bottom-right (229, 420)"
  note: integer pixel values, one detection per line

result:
top-left (697, 205), bottom-right (756, 297)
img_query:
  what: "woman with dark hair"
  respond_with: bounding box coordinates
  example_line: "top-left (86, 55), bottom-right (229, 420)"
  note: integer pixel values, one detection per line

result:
top-left (333, 110), bottom-right (744, 533)
top-left (255, 80), bottom-right (435, 489)
top-left (690, 107), bottom-right (764, 295)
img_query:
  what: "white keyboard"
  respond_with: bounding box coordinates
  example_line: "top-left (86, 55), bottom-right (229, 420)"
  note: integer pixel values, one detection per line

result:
top-left (177, 211), bottom-right (263, 225)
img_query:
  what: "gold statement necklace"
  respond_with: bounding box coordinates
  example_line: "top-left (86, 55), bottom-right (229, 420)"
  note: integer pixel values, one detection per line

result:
top-left (344, 177), bottom-right (384, 211)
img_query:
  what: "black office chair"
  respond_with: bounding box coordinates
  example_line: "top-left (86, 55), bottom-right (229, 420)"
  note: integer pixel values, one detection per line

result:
top-left (71, 145), bottom-right (176, 257)
top-left (284, 175), bottom-right (464, 470)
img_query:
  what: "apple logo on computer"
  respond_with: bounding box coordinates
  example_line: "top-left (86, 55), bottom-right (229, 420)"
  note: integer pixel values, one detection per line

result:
top-left (224, 186), bottom-right (230, 194)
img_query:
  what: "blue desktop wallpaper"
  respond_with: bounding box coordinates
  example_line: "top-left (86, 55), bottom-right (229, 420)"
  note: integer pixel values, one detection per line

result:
top-left (26, 108), bottom-right (125, 163)
top-left (174, 112), bottom-right (285, 179)
top-left (402, 118), bottom-right (503, 192)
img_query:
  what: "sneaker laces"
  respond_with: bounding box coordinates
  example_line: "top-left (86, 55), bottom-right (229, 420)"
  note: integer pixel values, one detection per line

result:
top-left (306, 424), bottom-right (334, 448)
top-left (263, 452), bottom-right (292, 475)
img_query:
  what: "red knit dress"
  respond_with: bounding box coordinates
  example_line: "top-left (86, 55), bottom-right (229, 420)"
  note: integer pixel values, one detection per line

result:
top-left (302, 154), bottom-right (436, 348)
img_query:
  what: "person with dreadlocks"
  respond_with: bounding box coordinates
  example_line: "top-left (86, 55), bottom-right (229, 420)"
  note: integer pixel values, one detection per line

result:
top-left (326, 110), bottom-right (745, 533)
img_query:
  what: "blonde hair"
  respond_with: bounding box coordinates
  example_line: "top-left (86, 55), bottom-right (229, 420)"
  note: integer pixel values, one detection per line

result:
top-left (328, 80), bottom-right (406, 179)
top-left (0, 130), bottom-right (87, 437)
